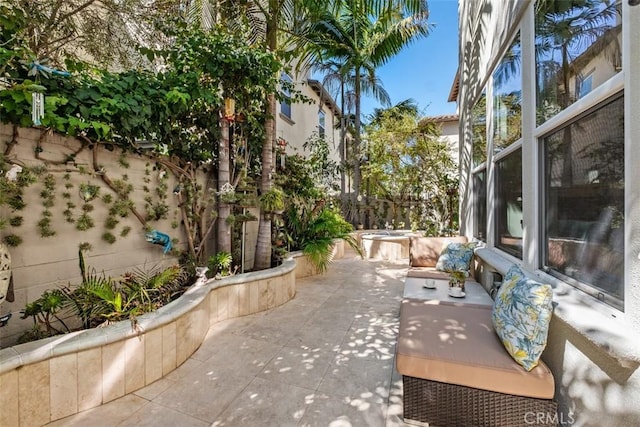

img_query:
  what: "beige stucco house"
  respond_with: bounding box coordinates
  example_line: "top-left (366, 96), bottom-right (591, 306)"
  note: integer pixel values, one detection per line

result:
top-left (454, 0), bottom-right (640, 424)
top-left (276, 73), bottom-right (345, 164)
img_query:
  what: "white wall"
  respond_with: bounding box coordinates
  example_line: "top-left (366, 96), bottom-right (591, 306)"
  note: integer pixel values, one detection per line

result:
top-left (457, 1), bottom-right (640, 425)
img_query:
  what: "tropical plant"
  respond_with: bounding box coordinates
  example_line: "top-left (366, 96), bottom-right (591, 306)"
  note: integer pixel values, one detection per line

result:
top-left (259, 187), bottom-right (286, 213)
top-left (302, 0), bottom-right (431, 223)
top-left (285, 199), bottom-right (361, 272)
top-left (207, 251), bottom-right (235, 278)
top-left (278, 151), bottom-right (362, 272)
top-left (363, 99), bottom-right (458, 234)
top-left (19, 289), bottom-right (71, 341)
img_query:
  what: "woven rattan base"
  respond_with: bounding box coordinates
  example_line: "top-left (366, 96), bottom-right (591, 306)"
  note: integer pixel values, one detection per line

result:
top-left (403, 376), bottom-right (558, 427)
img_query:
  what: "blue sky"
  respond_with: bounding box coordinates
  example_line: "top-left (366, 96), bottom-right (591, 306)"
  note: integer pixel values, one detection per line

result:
top-left (359, 0), bottom-right (459, 120)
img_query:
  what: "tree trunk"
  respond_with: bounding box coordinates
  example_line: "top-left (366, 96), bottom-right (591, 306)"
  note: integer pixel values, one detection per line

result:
top-left (353, 67), bottom-right (362, 225)
top-left (217, 117), bottom-right (232, 254)
top-left (254, 92), bottom-right (276, 270)
top-left (254, 3), bottom-right (279, 270)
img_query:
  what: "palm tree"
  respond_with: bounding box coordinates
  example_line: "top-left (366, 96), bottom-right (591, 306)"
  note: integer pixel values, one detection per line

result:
top-left (314, 59), bottom-right (391, 220)
top-left (535, 0), bottom-right (620, 185)
top-left (301, 0), bottom-right (431, 224)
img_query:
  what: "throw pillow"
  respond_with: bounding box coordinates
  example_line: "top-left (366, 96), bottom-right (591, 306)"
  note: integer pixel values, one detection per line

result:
top-left (504, 264), bottom-right (525, 282)
top-left (435, 242), bottom-right (476, 272)
top-left (492, 273), bottom-right (554, 371)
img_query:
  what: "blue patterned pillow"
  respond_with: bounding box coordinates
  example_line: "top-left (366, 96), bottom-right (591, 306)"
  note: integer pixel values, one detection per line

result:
top-left (504, 264), bottom-right (525, 282)
top-left (435, 242), bottom-right (476, 272)
top-left (492, 273), bottom-right (554, 371)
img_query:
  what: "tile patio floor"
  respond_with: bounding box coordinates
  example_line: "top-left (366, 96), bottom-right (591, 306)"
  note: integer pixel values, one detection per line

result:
top-left (47, 252), bottom-right (410, 427)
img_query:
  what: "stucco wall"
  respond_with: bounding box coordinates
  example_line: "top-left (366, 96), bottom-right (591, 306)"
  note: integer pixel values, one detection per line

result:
top-left (276, 77), bottom-right (342, 167)
top-left (458, 1), bottom-right (640, 425)
top-left (0, 125), bottom-right (211, 346)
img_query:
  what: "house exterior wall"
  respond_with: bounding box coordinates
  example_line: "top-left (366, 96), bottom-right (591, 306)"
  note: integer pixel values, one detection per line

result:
top-left (457, 1), bottom-right (640, 425)
top-left (276, 75), bottom-right (342, 169)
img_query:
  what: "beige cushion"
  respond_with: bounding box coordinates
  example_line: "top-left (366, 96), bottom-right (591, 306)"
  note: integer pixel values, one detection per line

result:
top-left (407, 267), bottom-right (476, 281)
top-left (409, 236), bottom-right (468, 267)
top-left (396, 299), bottom-right (555, 399)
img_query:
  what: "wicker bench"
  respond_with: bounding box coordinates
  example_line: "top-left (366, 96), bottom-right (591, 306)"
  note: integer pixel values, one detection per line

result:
top-left (397, 296), bottom-right (558, 426)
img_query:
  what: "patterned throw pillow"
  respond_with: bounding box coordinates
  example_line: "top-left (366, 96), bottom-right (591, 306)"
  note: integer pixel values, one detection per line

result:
top-left (492, 272), bottom-right (554, 371)
top-left (504, 264), bottom-right (525, 282)
top-left (435, 242), bottom-right (476, 272)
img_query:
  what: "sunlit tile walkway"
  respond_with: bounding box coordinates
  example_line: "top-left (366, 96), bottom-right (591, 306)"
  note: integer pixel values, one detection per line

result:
top-left (47, 252), bottom-right (410, 427)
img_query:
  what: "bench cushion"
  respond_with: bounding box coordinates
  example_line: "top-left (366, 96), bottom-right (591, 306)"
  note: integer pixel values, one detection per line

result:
top-left (396, 299), bottom-right (555, 399)
top-left (409, 236), bottom-right (468, 268)
top-left (407, 267), bottom-right (477, 281)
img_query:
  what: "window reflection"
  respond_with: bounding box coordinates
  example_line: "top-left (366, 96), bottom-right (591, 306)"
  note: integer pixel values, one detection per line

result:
top-left (280, 73), bottom-right (292, 119)
top-left (474, 169), bottom-right (486, 241)
top-left (493, 33), bottom-right (522, 152)
top-left (496, 149), bottom-right (522, 258)
top-left (472, 93), bottom-right (487, 166)
top-left (535, 0), bottom-right (622, 125)
top-left (543, 95), bottom-right (624, 307)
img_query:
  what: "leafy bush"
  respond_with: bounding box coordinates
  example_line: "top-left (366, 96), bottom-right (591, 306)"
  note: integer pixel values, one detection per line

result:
top-left (18, 250), bottom-right (193, 342)
top-left (207, 251), bottom-right (236, 278)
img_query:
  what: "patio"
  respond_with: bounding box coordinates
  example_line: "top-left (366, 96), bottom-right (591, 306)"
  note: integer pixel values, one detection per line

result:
top-left (46, 251), bottom-right (409, 427)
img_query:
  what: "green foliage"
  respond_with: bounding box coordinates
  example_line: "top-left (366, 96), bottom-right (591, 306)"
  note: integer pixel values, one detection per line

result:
top-left (102, 232), bottom-right (116, 244)
top-left (9, 216), bottom-right (23, 227)
top-left (18, 289), bottom-right (71, 341)
top-left (259, 187), bottom-right (286, 213)
top-left (3, 234), bottom-right (22, 247)
top-left (79, 183), bottom-right (100, 202)
top-left (278, 154), bottom-right (362, 272)
top-left (75, 213), bottom-right (94, 231)
top-left (120, 226), bottom-right (131, 237)
top-left (363, 101), bottom-right (459, 234)
top-left (21, 258), bottom-right (191, 339)
top-left (207, 252), bottom-right (235, 278)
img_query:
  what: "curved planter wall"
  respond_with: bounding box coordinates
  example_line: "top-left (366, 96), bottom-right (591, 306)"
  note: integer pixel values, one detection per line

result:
top-left (0, 259), bottom-right (297, 427)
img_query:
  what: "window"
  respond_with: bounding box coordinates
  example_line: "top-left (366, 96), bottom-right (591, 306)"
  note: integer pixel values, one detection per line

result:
top-left (535, 0), bottom-right (622, 125)
top-left (542, 95), bottom-right (624, 309)
top-left (472, 92), bottom-right (487, 166)
top-left (492, 33), bottom-right (522, 153)
top-left (318, 110), bottom-right (326, 138)
top-left (495, 148), bottom-right (522, 258)
top-left (473, 169), bottom-right (486, 241)
top-left (280, 73), bottom-right (292, 120)
top-left (577, 72), bottom-right (593, 99)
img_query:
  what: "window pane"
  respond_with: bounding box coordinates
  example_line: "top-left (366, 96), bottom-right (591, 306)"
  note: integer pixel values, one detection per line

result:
top-left (474, 169), bottom-right (486, 241)
top-left (472, 93), bottom-right (487, 166)
top-left (496, 149), bottom-right (522, 258)
top-left (543, 95), bottom-right (624, 307)
top-left (281, 73), bottom-right (292, 119)
top-left (492, 33), bottom-right (522, 152)
top-left (318, 110), bottom-right (326, 138)
top-left (535, 0), bottom-right (622, 125)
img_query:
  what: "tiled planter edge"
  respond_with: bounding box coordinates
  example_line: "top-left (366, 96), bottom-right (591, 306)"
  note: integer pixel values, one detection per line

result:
top-left (0, 258), bottom-right (297, 427)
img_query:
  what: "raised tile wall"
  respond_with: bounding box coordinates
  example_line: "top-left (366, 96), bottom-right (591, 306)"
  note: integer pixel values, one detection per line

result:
top-left (0, 253), bottom-right (340, 426)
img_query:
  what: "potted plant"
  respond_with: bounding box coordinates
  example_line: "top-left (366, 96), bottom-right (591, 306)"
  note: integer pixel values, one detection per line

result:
top-left (449, 270), bottom-right (468, 291)
top-left (259, 187), bottom-right (285, 214)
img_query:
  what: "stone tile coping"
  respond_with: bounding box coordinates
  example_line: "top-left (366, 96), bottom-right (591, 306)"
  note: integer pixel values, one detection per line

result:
top-left (0, 258), bottom-right (296, 375)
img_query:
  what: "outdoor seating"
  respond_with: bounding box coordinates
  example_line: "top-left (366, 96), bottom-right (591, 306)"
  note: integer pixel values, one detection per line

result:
top-left (407, 236), bottom-right (470, 279)
top-left (397, 236), bottom-right (558, 426)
